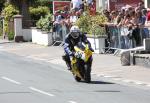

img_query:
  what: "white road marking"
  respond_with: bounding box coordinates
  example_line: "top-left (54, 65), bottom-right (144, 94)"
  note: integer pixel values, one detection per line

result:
top-left (97, 74), bottom-right (105, 77)
top-left (91, 73), bottom-right (96, 75)
top-left (103, 75), bottom-right (114, 78)
top-left (68, 101), bottom-right (77, 103)
top-left (29, 87), bottom-right (55, 97)
top-left (1, 76), bottom-right (21, 85)
top-left (147, 84), bottom-right (150, 87)
top-left (0, 46), bottom-right (4, 50)
top-left (96, 73), bottom-right (150, 87)
top-left (47, 59), bottom-right (65, 65)
top-left (122, 79), bottom-right (133, 83)
top-left (113, 78), bottom-right (122, 81)
top-left (0, 46), bottom-right (3, 48)
top-left (26, 56), bottom-right (66, 66)
top-left (133, 81), bottom-right (145, 85)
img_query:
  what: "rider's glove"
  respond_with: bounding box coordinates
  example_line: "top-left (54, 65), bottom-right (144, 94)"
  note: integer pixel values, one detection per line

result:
top-left (74, 52), bottom-right (80, 58)
top-left (70, 56), bottom-right (73, 61)
top-left (86, 43), bottom-right (94, 52)
top-left (74, 52), bottom-right (83, 59)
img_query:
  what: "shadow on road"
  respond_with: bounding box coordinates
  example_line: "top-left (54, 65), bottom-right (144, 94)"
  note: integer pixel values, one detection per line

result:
top-left (90, 80), bottom-right (115, 84)
top-left (93, 90), bottom-right (120, 93)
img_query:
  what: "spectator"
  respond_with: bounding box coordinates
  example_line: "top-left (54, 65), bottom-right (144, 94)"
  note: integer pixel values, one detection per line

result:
top-left (135, 1), bottom-right (145, 12)
top-left (146, 8), bottom-right (150, 27)
top-left (71, 0), bottom-right (83, 12)
top-left (136, 10), bottom-right (146, 26)
top-left (63, 6), bottom-right (69, 14)
top-left (76, 9), bottom-right (82, 18)
top-left (138, 1), bottom-right (145, 10)
top-left (121, 7), bottom-right (125, 15)
top-left (116, 12), bottom-right (124, 26)
top-left (53, 15), bottom-right (63, 40)
top-left (128, 10), bottom-right (138, 27)
top-left (141, 9), bottom-right (149, 38)
top-left (89, 1), bottom-right (96, 15)
top-left (86, 0), bottom-right (93, 6)
top-left (69, 9), bottom-right (78, 25)
top-left (110, 11), bottom-right (118, 24)
top-left (130, 11), bottom-right (144, 47)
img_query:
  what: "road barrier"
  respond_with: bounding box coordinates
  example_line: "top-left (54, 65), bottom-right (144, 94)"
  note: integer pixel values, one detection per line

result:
top-left (106, 25), bottom-right (150, 51)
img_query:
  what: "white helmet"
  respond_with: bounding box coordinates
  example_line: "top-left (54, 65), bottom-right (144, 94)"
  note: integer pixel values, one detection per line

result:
top-left (70, 26), bottom-right (80, 39)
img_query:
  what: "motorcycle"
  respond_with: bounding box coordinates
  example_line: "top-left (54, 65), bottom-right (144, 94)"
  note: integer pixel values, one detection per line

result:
top-left (70, 42), bottom-right (93, 83)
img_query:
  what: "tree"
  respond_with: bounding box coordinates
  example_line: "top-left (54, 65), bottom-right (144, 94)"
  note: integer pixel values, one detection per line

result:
top-left (31, 0), bottom-right (51, 6)
top-left (2, 0), bottom-right (51, 28)
top-left (0, 0), bottom-right (5, 12)
top-left (3, 0), bottom-right (30, 28)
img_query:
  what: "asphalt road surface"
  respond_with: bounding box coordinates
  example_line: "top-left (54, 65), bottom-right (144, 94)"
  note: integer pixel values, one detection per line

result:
top-left (0, 51), bottom-right (150, 103)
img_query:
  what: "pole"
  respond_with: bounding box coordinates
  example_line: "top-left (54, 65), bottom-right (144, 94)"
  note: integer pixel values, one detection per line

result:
top-left (2, 16), bottom-right (5, 39)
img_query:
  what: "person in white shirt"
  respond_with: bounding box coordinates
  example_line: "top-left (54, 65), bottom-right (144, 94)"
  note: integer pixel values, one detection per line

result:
top-left (69, 9), bottom-right (78, 25)
top-left (71, 0), bottom-right (83, 11)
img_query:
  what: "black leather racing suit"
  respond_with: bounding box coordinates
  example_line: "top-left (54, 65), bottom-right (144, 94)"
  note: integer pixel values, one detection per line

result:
top-left (62, 32), bottom-right (93, 70)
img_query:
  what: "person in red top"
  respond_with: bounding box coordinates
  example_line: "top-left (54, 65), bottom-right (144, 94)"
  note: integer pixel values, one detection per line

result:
top-left (89, 1), bottom-right (96, 15)
top-left (147, 9), bottom-right (150, 21)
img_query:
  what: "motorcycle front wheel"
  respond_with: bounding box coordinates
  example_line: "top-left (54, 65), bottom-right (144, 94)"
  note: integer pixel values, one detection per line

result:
top-left (74, 76), bottom-right (81, 82)
top-left (84, 64), bottom-right (91, 83)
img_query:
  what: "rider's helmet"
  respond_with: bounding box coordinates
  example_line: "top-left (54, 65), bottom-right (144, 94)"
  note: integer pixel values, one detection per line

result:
top-left (70, 26), bottom-right (80, 39)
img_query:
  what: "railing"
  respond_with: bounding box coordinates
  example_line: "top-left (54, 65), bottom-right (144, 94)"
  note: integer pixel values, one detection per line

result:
top-left (52, 23), bottom-right (69, 46)
top-left (51, 22), bottom-right (150, 51)
top-left (105, 25), bottom-right (150, 51)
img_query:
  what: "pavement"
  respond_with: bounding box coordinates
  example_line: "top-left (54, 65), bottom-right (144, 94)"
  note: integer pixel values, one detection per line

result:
top-left (0, 40), bottom-right (150, 88)
top-left (0, 38), bottom-right (14, 44)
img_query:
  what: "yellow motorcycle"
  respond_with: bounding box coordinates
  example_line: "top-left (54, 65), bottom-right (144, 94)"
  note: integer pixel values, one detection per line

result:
top-left (71, 42), bottom-right (93, 83)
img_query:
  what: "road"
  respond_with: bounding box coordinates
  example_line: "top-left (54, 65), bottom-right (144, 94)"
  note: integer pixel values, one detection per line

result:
top-left (0, 51), bottom-right (150, 103)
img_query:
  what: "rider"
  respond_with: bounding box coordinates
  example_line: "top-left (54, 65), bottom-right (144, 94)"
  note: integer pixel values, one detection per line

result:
top-left (62, 25), bottom-right (93, 70)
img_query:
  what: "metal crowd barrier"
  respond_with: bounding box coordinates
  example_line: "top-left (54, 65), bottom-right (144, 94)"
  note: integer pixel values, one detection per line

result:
top-left (52, 24), bottom-right (69, 46)
top-left (51, 23), bottom-right (150, 52)
top-left (104, 25), bottom-right (150, 54)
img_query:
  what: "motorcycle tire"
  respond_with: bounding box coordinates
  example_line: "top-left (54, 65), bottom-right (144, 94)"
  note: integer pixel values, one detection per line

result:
top-left (75, 76), bottom-right (81, 82)
top-left (84, 65), bottom-right (91, 83)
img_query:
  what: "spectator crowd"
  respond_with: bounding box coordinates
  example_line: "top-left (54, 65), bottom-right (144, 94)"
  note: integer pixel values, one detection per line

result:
top-left (53, 0), bottom-right (96, 41)
top-left (103, 1), bottom-right (150, 49)
top-left (53, 0), bottom-right (150, 49)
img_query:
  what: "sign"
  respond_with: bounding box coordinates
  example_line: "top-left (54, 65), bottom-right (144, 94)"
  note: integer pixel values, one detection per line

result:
top-left (108, 0), bottom-right (141, 11)
top-left (53, 1), bottom-right (70, 14)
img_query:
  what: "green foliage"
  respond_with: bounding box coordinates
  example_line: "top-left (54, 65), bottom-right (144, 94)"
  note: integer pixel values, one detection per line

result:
top-left (8, 31), bottom-right (14, 40)
top-left (29, 6), bottom-right (50, 20)
top-left (2, 3), bottom-right (19, 34)
top-left (30, 0), bottom-right (51, 7)
top-left (76, 12), bottom-right (108, 36)
top-left (90, 14), bottom-right (107, 36)
top-left (76, 14), bottom-right (91, 34)
top-left (36, 13), bottom-right (53, 32)
top-left (0, 0), bottom-right (5, 12)
top-left (0, 0), bottom-right (5, 3)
